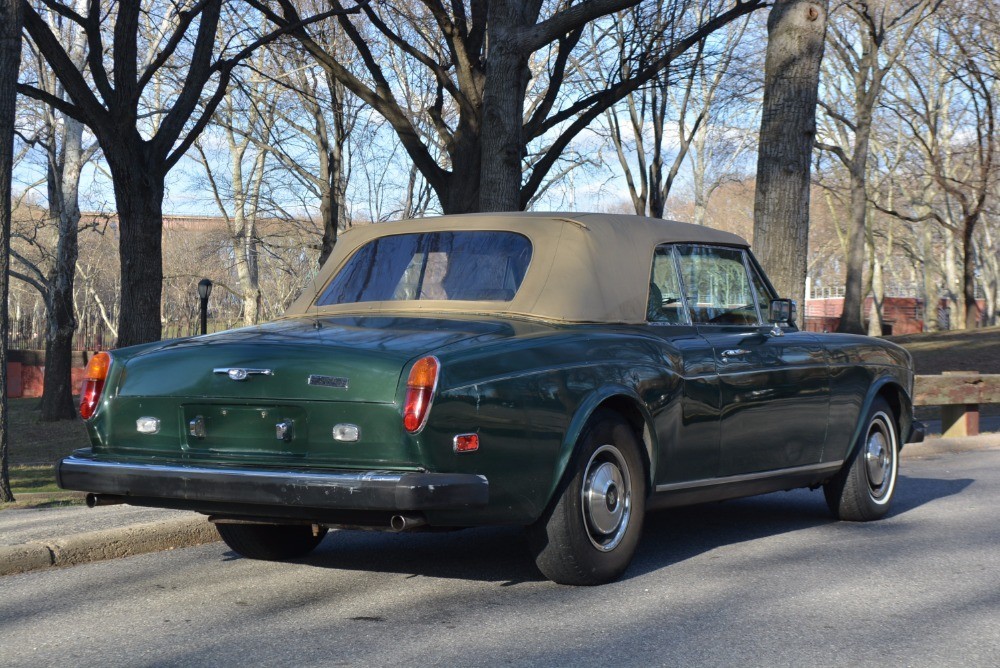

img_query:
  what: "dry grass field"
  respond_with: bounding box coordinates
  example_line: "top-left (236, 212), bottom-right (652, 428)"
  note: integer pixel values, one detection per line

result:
top-left (888, 325), bottom-right (1000, 375)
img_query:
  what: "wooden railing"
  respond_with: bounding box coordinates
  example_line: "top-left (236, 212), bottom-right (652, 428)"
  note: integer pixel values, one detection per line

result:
top-left (914, 372), bottom-right (1000, 437)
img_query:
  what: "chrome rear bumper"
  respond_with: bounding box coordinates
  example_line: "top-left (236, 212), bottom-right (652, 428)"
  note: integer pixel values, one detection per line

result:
top-left (57, 450), bottom-right (489, 512)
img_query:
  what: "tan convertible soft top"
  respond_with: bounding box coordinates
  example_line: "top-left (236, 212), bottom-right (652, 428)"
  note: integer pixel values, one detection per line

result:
top-left (285, 212), bottom-right (749, 324)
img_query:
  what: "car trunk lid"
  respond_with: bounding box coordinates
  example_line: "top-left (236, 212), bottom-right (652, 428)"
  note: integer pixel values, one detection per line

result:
top-left (117, 315), bottom-right (510, 403)
top-left (102, 315), bottom-right (518, 467)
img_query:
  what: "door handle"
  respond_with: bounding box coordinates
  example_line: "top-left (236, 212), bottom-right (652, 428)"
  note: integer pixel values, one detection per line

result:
top-left (721, 348), bottom-right (751, 359)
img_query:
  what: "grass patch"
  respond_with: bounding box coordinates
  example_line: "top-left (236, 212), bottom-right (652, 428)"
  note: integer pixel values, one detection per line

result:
top-left (10, 464), bottom-right (60, 494)
top-left (889, 325), bottom-right (1000, 375)
top-left (5, 397), bottom-right (90, 466)
top-left (1, 399), bottom-right (89, 508)
top-left (1, 464), bottom-right (84, 510)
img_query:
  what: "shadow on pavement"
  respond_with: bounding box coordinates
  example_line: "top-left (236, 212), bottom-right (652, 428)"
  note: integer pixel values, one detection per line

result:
top-left (889, 473), bottom-right (973, 514)
top-left (218, 473), bottom-right (973, 585)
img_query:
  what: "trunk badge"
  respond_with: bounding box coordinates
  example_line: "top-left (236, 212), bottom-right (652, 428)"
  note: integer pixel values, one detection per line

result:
top-left (214, 368), bottom-right (274, 381)
top-left (308, 375), bottom-right (349, 389)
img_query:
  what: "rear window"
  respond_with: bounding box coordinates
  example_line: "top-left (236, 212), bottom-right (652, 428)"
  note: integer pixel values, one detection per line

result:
top-left (315, 231), bottom-right (533, 306)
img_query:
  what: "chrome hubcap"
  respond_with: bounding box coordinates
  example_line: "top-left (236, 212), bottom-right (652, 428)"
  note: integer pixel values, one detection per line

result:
top-left (864, 412), bottom-right (897, 502)
top-left (582, 445), bottom-right (632, 551)
top-left (865, 431), bottom-right (888, 487)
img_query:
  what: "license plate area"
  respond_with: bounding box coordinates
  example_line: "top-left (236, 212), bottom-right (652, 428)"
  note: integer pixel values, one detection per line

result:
top-left (181, 405), bottom-right (309, 455)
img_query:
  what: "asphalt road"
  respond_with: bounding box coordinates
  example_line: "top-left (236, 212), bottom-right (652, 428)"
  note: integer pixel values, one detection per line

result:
top-left (3, 448), bottom-right (998, 667)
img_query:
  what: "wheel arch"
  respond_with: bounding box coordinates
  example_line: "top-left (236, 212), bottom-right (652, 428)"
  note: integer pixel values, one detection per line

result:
top-left (546, 386), bottom-right (657, 505)
top-left (847, 376), bottom-right (913, 460)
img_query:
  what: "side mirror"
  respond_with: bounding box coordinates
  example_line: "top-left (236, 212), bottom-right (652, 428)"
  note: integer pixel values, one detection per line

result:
top-left (768, 299), bottom-right (795, 325)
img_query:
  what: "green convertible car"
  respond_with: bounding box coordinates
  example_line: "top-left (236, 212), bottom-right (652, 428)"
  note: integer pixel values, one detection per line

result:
top-left (59, 212), bottom-right (923, 585)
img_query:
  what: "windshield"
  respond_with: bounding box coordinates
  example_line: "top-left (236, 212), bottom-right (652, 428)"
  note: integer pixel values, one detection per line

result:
top-left (315, 231), bottom-right (533, 306)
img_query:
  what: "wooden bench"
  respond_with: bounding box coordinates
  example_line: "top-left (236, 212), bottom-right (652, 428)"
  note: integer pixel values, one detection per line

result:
top-left (913, 372), bottom-right (1000, 437)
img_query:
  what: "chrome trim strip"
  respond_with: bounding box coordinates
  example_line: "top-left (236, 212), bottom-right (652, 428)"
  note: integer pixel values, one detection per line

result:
top-left (711, 364), bottom-right (829, 377)
top-left (825, 362), bottom-right (911, 371)
top-left (213, 368), bottom-right (274, 381)
top-left (655, 461), bottom-right (843, 493)
top-left (444, 361), bottom-right (663, 393)
top-left (62, 457), bottom-right (412, 484)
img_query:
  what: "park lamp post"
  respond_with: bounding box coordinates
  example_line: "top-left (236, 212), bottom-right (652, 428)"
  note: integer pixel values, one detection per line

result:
top-left (198, 278), bottom-right (213, 335)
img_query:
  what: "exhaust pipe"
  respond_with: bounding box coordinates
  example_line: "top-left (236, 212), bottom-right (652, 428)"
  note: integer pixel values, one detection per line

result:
top-left (86, 493), bottom-right (125, 508)
top-left (390, 514), bottom-right (427, 532)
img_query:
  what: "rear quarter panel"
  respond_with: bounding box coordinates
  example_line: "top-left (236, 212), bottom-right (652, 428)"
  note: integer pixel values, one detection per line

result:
top-left (423, 326), bottom-right (677, 525)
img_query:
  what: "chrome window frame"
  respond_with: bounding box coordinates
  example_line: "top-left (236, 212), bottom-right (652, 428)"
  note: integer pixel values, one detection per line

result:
top-left (672, 244), bottom-right (765, 328)
top-left (645, 244), bottom-right (693, 327)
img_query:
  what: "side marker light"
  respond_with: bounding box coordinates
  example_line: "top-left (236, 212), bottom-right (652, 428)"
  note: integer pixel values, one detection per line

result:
top-left (453, 434), bottom-right (479, 453)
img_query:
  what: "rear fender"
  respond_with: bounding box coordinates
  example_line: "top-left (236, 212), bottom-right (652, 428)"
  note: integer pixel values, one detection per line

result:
top-left (546, 386), bottom-right (657, 504)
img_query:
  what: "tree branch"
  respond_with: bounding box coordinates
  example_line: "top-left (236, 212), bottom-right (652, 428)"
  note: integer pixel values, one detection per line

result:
top-left (518, 0), bottom-right (645, 54)
top-left (16, 83), bottom-right (86, 122)
top-left (20, 2), bottom-right (108, 131)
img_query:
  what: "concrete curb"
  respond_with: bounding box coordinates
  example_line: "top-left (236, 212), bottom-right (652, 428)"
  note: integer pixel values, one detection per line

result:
top-left (0, 516), bottom-right (219, 577)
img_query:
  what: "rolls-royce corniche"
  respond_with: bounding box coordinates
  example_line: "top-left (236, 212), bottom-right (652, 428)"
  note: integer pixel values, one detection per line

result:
top-left (58, 213), bottom-right (922, 585)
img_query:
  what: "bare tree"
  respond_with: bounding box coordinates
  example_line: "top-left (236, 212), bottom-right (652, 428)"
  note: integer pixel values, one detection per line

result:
top-left (815, 0), bottom-right (939, 333)
top-left (19, 0), bottom-right (366, 347)
top-left (876, 4), bottom-right (996, 330)
top-left (256, 0), bottom-right (767, 215)
top-left (262, 37), bottom-right (359, 264)
top-left (594, 5), bottom-right (754, 219)
top-left (0, 0), bottom-right (23, 502)
top-left (753, 0), bottom-right (828, 318)
top-left (12, 6), bottom-right (101, 419)
top-left (194, 53), bottom-right (282, 327)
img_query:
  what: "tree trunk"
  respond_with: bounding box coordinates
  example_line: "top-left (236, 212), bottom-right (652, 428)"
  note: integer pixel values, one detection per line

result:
top-left (111, 158), bottom-right (164, 348)
top-left (752, 0), bottom-right (827, 323)
top-left (445, 136), bottom-right (483, 215)
top-left (944, 228), bottom-right (959, 329)
top-left (963, 219), bottom-right (979, 329)
top-left (0, 0), bottom-right (23, 502)
top-left (318, 77), bottom-right (348, 267)
top-left (649, 89), bottom-right (666, 218)
top-left (40, 116), bottom-right (84, 421)
top-left (837, 109), bottom-right (873, 334)
top-left (867, 251), bottom-right (884, 337)
top-left (234, 225), bottom-right (262, 327)
top-left (919, 221), bottom-right (937, 332)
top-left (980, 228), bottom-right (999, 326)
top-left (691, 124), bottom-right (709, 225)
top-left (479, 2), bottom-right (531, 212)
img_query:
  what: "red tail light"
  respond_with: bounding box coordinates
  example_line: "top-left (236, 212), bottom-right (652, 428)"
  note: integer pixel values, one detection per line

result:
top-left (403, 356), bottom-right (440, 433)
top-left (80, 352), bottom-right (112, 420)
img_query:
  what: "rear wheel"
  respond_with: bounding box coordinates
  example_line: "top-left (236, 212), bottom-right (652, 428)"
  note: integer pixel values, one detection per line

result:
top-left (216, 523), bottom-right (328, 561)
top-left (824, 397), bottom-right (899, 521)
top-left (528, 410), bottom-right (646, 585)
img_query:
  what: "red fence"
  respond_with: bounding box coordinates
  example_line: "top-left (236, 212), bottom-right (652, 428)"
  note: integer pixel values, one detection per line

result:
top-left (804, 297), bottom-right (987, 334)
top-left (5, 350), bottom-right (96, 399)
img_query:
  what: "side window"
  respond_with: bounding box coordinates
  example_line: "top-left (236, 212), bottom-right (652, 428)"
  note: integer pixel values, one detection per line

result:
top-left (675, 245), bottom-right (762, 326)
top-left (647, 246), bottom-right (690, 324)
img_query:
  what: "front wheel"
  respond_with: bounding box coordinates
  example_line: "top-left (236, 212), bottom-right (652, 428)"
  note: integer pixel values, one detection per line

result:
top-left (824, 397), bottom-right (899, 521)
top-left (216, 523), bottom-right (328, 561)
top-left (527, 410), bottom-right (647, 585)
